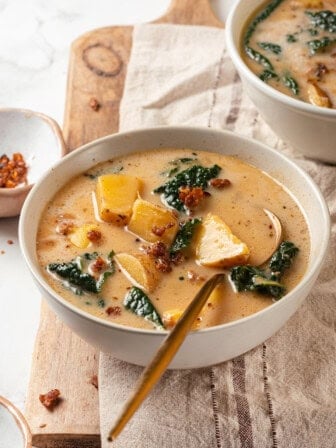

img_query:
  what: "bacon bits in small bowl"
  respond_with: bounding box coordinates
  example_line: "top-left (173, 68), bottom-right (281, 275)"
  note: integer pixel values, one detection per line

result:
top-left (0, 108), bottom-right (66, 218)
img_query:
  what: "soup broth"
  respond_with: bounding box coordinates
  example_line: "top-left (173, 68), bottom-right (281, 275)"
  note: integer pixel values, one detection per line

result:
top-left (243, 0), bottom-right (336, 108)
top-left (36, 149), bottom-right (310, 330)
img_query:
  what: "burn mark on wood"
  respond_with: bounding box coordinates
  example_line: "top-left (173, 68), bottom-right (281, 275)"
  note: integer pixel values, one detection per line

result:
top-left (83, 43), bottom-right (123, 77)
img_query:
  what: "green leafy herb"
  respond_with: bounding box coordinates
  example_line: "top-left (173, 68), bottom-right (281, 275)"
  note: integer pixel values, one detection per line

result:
top-left (282, 76), bottom-right (299, 95)
top-left (153, 164), bottom-right (221, 213)
top-left (47, 252), bottom-right (114, 295)
top-left (268, 241), bottom-right (299, 276)
top-left (258, 42), bottom-right (282, 54)
top-left (170, 218), bottom-right (202, 254)
top-left (230, 241), bottom-right (299, 300)
top-left (286, 34), bottom-right (297, 43)
top-left (161, 157), bottom-right (198, 177)
top-left (308, 28), bottom-right (319, 36)
top-left (97, 298), bottom-right (106, 308)
top-left (124, 287), bottom-right (164, 329)
top-left (83, 164), bottom-right (124, 179)
top-left (306, 10), bottom-right (336, 33)
top-left (244, 46), bottom-right (274, 70)
top-left (244, 0), bottom-right (284, 45)
top-left (307, 36), bottom-right (336, 54)
top-left (259, 69), bottom-right (279, 82)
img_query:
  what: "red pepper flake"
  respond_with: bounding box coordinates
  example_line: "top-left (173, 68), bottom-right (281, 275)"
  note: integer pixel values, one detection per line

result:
top-left (39, 389), bottom-right (61, 410)
top-left (7, 240), bottom-right (14, 245)
top-left (106, 306), bottom-right (122, 317)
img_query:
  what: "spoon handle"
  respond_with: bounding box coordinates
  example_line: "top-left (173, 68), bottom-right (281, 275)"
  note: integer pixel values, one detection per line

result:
top-left (108, 272), bottom-right (225, 442)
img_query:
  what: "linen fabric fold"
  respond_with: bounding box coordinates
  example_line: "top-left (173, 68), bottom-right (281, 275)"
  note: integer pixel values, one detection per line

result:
top-left (99, 24), bottom-right (336, 448)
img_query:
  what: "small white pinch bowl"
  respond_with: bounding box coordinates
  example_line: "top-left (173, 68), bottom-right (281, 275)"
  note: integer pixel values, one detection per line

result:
top-left (226, 0), bottom-right (336, 164)
top-left (0, 396), bottom-right (32, 448)
top-left (19, 127), bottom-right (330, 369)
top-left (0, 108), bottom-right (66, 218)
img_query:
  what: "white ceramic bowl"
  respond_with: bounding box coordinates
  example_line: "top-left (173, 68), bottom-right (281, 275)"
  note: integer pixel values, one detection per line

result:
top-left (0, 108), bottom-right (66, 218)
top-left (226, 0), bottom-right (336, 164)
top-left (19, 127), bottom-right (330, 369)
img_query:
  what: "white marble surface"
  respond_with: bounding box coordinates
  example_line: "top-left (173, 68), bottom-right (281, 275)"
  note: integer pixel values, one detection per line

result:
top-left (0, 0), bottom-right (233, 417)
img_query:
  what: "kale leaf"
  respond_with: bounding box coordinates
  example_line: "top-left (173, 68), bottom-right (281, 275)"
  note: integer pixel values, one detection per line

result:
top-left (307, 36), bottom-right (336, 54)
top-left (282, 76), bottom-right (299, 95)
top-left (153, 164), bottom-right (221, 213)
top-left (230, 241), bottom-right (299, 300)
top-left (47, 252), bottom-right (114, 295)
top-left (269, 241), bottom-right (299, 277)
top-left (286, 34), bottom-right (297, 43)
top-left (259, 69), bottom-right (279, 82)
top-left (123, 286), bottom-right (164, 329)
top-left (244, 47), bottom-right (274, 70)
top-left (306, 10), bottom-right (336, 34)
top-left (258, 42), bottom-right (282, 54)
top-left (244, 0), bottom-right (284, 45)
top-left (170, 218), bottom-right (202, 254)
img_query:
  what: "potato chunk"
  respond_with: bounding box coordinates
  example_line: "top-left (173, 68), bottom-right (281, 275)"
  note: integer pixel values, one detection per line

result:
top-left (196, 213), bottom-right (250, 267)
top-left (127, 198), bottom-right (179, 245)
top-left (96, 174), bottom-right (142, 225)
top-left (307, 82), bottom-right (332, 108)
top-left (69, 224), bottom-right (100, 248)
top-left (115, 252), bottom-right (160, 292)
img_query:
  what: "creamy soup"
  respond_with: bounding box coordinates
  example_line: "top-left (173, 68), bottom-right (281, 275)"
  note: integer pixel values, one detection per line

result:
top-left (36, 149), bottom-right (310, 330)
top-left (243, 0), bottom-right (336, 108)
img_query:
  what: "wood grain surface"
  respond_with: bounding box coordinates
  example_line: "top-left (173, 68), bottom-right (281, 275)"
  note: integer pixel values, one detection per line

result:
top-left (25, 1), bottom-right (223, 446)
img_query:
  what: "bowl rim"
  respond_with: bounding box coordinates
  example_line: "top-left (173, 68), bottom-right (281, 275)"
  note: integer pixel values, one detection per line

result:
top-left (19, 126), bottom-right (330, 338)
top-left (225, 0), bottom-right (336, 119)
top-left (0, 107), bottom-right (66, 196)
top-left (0, 396), bottom-right (32, 448)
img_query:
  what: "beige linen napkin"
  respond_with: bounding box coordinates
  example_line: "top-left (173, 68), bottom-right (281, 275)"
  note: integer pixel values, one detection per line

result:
top-left (99, 24), bottom-right (336, 448)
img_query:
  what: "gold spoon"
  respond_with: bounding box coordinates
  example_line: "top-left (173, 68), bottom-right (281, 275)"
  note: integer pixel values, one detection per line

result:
top-left (108, 272), bottom-right (225, 442)
top-left (107, 209), bottom-right (282, 442)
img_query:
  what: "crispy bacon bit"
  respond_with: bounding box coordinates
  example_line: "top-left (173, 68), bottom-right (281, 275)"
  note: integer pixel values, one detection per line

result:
top-left (90, 256), bottom-right (106, 273)
top-left (155, 257), bottom-right (172, 273)
top-left (0, 153), bottom-right (28, 188)
top-left (56, 220), bottom-right (74, 236)
top-left (87, 229), bottom-right (102, 242)
top-left (187, 270), bottom-right (206, 283)
top-left (89, 97), bottom-right (101, 111)
top-left (90, 374), bottom-right (98, 389)
top-left (151, 222), bottom-right (175, 237)
top-left (210, 178), bottom-right (231, 189)
top-left (143, 241), bottom-right (173, 273)
top-left (39, 389), bottom-right (61, 410)
top-left (178, 186), bottom-right (206, 209)
top-left (106, 306), bottom-right (122, 317)
top-left (170, 251), bottom-right (185, 265)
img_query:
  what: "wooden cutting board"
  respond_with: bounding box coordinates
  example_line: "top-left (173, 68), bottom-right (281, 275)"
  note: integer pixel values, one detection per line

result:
top-left (25, 2), bottom-right (223, 447)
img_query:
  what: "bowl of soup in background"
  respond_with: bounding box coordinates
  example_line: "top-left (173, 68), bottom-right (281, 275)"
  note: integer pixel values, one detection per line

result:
top-left (19, 126), bottom-right (330, 369)
top-left (226, 0), bottom-right (336, 164)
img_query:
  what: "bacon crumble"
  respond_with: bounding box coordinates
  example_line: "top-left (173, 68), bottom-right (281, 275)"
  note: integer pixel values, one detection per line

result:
top-left (87, 229), bottom-right (102, 242)
top-left (39, 389), bottom-right (61, 410)
top-left (209, 178), bottom-right (231, 189)
top-left (106, 306), bottom-right (122, 317)
top-left (0, 153), bottom-right (28, 188)
top-left (178, 186), bottom-right (206, 209)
